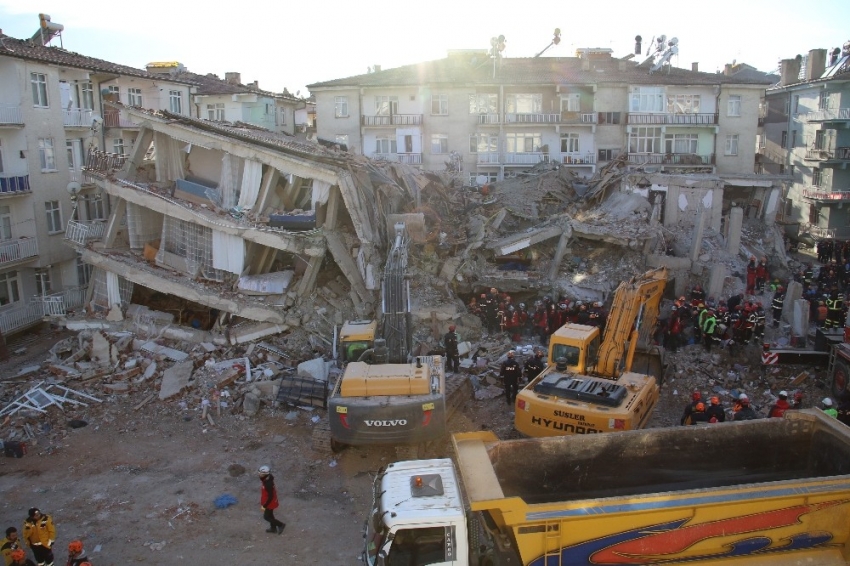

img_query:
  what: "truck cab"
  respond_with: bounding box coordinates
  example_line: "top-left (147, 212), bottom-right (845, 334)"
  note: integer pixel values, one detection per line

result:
top-left (339, 319), bottom-right (377, 363)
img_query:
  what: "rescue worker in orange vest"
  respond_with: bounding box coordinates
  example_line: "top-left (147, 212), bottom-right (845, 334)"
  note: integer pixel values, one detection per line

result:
top-left (755, 257), bottom-right (769, 293)
top-left (22, 509), bottom-right (54, 566)
top-left (816, 300), bottom-right (829, 328)
top-left (680, 391), bottom-right (702, 425)
top-left (706, 396), bottom-right (726, 423)
top-left (745, 256), bottom-right (757, 295)
top-left (689, 402), bottom-right (710, 425)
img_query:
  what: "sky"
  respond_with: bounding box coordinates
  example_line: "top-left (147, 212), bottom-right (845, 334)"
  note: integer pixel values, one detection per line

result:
top-left (1, 1), bottom-right (849, 97)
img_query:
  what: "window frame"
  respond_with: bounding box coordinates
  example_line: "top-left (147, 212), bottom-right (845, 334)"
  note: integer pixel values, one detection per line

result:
top-left (813, 167), bottom-right (822, 187)
top-left (38, 137), bottom-right (57, 171)
top-left (431, 134), bottom-right (448, 154)
top-left (598, 112), bottom-right (620, 125)
top-left (468, 93), bottom-right (498, 114)
top-left (727, 95), bottom-right (742, 117)
top-left (666, 94), bottom-right (701, 114)
top-left (469, 133), bottom-right (498, 153)
top-left (375, 136), bottom-right (397, 154)
top-left (505, 93), bottom-right (542, 114)
top-left (113, 138), bottom-right (125, 156)
top-left (127, 87), bottom-right (143, 107)
top-left (169, 90), bottom-right (183, 114)
top-left (81, 82), bottom-right (94, 110)
top-left (375, 96), bottom-right (398, 116)
top-left (0, 270), bottom-right (21, 306)
top-left (334, 96), bottom-right (349, 118)
top-left (45, 200), bottom-right (63, 234)
top-left (630, 87), bottom-right (665, 113)
top-left (0, 204), bottom-right (11, 240)
top-left (560, 133), bottom-right (580, 153)
top-left (431, 94), bottom-right (448, 116)
top-left (664, 133), bottom-right (699, 154)
top-left (31, 72), bottom-right (49, 107)
top-left (35, 268), bottom-right (52, 296)
top-left (725, 134), bottom-right (739, 156)
top-left (628, 127), bottom-right (663, 153)
top-left (207, 103), bottom-right (226, 121)
top-left (781, 131), bottom-right (788, 148)
top-left (505, 132), bottom-right (543, 153)
top-left (560, 93), bottom-right (581, 112)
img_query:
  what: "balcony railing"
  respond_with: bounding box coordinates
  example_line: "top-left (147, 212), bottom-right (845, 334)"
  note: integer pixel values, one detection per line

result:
top-left (557, 153), bottom-right (596, 165)
top-left (0, 302), bottom-right (43, 335)
top-left (799, 108), bottom-right (850, 122)
top-left (627, 153), bottom-right (715, 165)
top-left (371, 153), bottom-right (422, 165)
top-left (558, 112), bottom-right (598, 125)
top-left (0, 174), bottom-right (31, 195)
top-left (804, 148), bottom-right (831, 160)
top-left (0, 238), bottom-right (39, 267)
top-left (65, 220), bottom-right (106, 245)
top-left (85, 148), bottom-right (127, 175)
top-left (808, 225), bottom-right (850, 239)
top-left (504, 152), bottom-right (546, 165)
top-left (801, 188), bottom-right (850, 201)
top-left (361, 114), bottom-right (422, 126)
top-left (627, 113), bottom-right (719, 125)
top-left (63, 108), bottom-right (94, 127)
top-left (504, 113), bottom-right (561, 124)
top-left (0, 105), bottom-right (23, 125)
top-left (476, 152), bottom-right (500, 164)
top-left (103, 113), bottom-right (138, 128)
top-left (0, 286), bottom-right (88, 334)
top-left (476, 114), bottom-right (501, 125)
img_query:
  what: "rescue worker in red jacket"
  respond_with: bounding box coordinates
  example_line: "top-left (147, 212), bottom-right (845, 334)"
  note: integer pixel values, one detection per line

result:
top-left (745, 256), bottom-right (757, 295)
top-left (755, 257), bottom-right (769, 293)
top-left (768, 391), bottom-right (792, 418)
top-left (258, 466), bottom-right (285, 534)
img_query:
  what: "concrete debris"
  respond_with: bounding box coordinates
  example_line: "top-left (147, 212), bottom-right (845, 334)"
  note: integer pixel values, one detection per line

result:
top-left (297, 357), bottom-right (330, 382)
top-left (141, 342), bottom-right (190, 362)
top-left (159, 361), bottom-right (194, 400)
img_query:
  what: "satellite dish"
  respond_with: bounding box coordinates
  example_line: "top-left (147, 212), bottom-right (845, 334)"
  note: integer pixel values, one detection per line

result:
top-left (67, 182), bottom-right (81, 195)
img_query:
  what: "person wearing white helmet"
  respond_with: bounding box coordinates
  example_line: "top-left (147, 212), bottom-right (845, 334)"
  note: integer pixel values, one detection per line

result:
top-left (733, 394), bottom-right (758, 421)
top-left (258, 466), bottom-right (285, 535)
top-left (768, 390), bottom-right (792, 418)
top-left (822, 398), bottom-right (838, 418)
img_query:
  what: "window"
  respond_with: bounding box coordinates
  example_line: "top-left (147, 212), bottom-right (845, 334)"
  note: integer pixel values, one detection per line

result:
top-left (113, 138), bottom-right (125, 156)
top-left (815, 130), bottom-right (825, 149)
top-left (791, 130), bottom-right (797, 148)
top-left (783, 199), bottom-right (793, 218)
top-left (813, 168), bottom-right (822, 187)
top-left (756, 134), bottom-right (765, 149)
top-left (628, 127), bottom-right (662, 153)
top-left (598, 148), bottom-right (619, 161)
top-left (77, 254), bottom-right (92, 287)
top-left (630, 87), bottom-right (665, 112)
top-left (31, 73), bottom-right (48, 107)
top-left (276, 107), bottom-right (287, 126)
top-left (334, 96), bottom-right (349, 118)
top-left (431, 94), bottom-right (448, 115)
top-left (506, 94), bottom-right (542, 114)
top-left (469, 172), bottom-right (498, 184)
top-left (665, 133), bottom-right (698, 154)
top-left (107, 85), bottom-right (120, 102)
top-left (779, 164), bottom-right (785, 174)
top-left (207, 103), bottom-right (225, 121)
top-left (0, 270), bottom-right (20, 306)
top-left (784, 99), bottom-right (790, 115)
top-left (0, 205), bottom-right (11, 240)
top-left (386, 527), bottom-right (452, 565)
top-left (506, 132), bottom-right (542, 153)
top-left (808, 204), bottom-right (819, 224)
top-left (81, 82), bottom-right (94, 110)
top-left (38, 138), bottom-right (56, 171)
top-left (781, 131), bottom-right (788, 148)
top-left (45, 201), bottom-right (63, 233)
top-left (66, 139), bottom-right (83, 171)
top-left (375, 136), bottom-right (397, 154)
top-left (431, 134), bottom-right (448, 154)
top-left (468, 93), bottom-right (498, 114)
top-left (666, 94), bottom-right (701, 114)
top-left (375, 96), bottom-right (398, 116)
top-left (560, 133), bottom-right (580, 153)
top-left (725, 134), bottom-right (739, 156)
top-left (128, 87), bottom-right (142, 107)
top-left (35, 268), bottom-right (52, 296)
top-left (561, 94), bottom-right (581, 112)
top-left (82, 193), bottom-right (107, 220)
top-left (727, 95), bottom-right (741, 117)
top-left (819, 91), bottom-right (829, 110)
top-left (334, 134), bottom-right (349, 150)
top-left (169, 90), bottom-right (183, 114)
top-left (469, 133), bottom-right (498, 153)
top-left (598, 112), bottom-right (620, 124)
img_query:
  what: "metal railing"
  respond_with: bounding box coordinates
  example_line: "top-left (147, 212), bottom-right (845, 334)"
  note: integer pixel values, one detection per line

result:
top-left (504, 113), bottom-right (561, 124)
top-left (85, 148), bottom-right (127, 174)
top-left (801, 188), bottom-right (850, 201)
top-left (65, 220), bottom-right (106, 245)
top-left (0, 105), bottom-right (23, 125)
top-left (504, 152), bottom-right (546, 165)
top-left (807, 225), bottom-right (850, 239)
top-left (361, 114), bottom-right (422, 126)
top-left (0, 302), bottom-right (43, 335)
top-left (476, 152), bottom-right (501, 164)
top-left (0, 174), bottom-right (31, 195)
top-left (627, 153), bottom-right (715, 165)
top-left (33, 286), bottom-right (88, 316)
top-left (0, 238), bottom-right (39, 266)
top-left (627, 112), bottom-right (719, 125)
top-left (799, 108), bottom-right (850, 122)
top-left (476, 114), bottom-right (501, 124)
top-left (62, 108), bottom-right (94, 127)
top-left (557, 153), bottom-right (596, 165)
top-left (103, 113), bottom-right (138, 128)
top-left (370, 153), bottom-right (422, 165)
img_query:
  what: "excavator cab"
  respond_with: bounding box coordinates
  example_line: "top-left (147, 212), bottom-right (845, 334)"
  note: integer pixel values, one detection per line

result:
top-left (340, 320), bottom-right (377, 363)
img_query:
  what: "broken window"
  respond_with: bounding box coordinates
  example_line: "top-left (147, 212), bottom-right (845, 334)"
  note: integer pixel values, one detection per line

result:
top-left (431, 94), bottom-right (448, 115)
top-left (727, 95), bottom-right (741, 117)
top-left (207, 103), bottom-right (225, 121)
top-left (506, 132), bottom-right (542, 153)
top-left (0, 270), bottom-right (20, 306)
top-left (468, 93), bottom-right (498, 114)
top-left (505, 94), bottom-right (542, 114)
top-left (431, 134), bottom-right (448, 154)
top-left (334, 96), bottom-right (349, 117)
top-left (664, 133), bottom-right (698, 154)
top-left (628, 127), bottom-right (662, 153)
top-left (469, 133), bottom-right (497, 153)
top-left (725, 134), bottom-right (739, 156)
top-left (375, 96), bottom-right (398, 115)
top-left (376, 136), bottom-right (397, 154)
top-left (630, 87), bottom-right (664, 113)
top-left (598, 112), bottom-right (620, 124)
top-left (560, 133), bottom-right (580, 153)
top-left (76, 253), bottom-right (92, 287)
top-left (81, 193), bottom-right (108, 221)
top-left (560, 94), bottom-right (580, 112)
top-left (666, 94), bottom-right (700, 114)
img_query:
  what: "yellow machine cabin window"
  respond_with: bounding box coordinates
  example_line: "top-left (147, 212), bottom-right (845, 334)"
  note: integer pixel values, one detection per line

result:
top-left (551, 343), bottom-right (581, 366)
top-left (344, 340), bottom-right (372, 363)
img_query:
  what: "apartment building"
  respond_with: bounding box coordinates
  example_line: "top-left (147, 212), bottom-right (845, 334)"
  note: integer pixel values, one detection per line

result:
top-left (308, 49), bottom-right (772, 185)
top-left (762, 44), bottom-right (850, 240)
top-left (0, 30), bottom-right (195, 336)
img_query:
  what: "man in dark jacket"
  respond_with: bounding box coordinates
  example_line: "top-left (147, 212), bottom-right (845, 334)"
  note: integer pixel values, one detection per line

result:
top-left (258, 466), bottom-right (285, 535)
top-left (500, 351), bottom-right (523, 407)
top-left (706, 396), bottom-right (726, 423)
top-left (734, 395), bottom-right (759, 421)
top-left (443, 325), bottom-right (460, 373)
top-left (680, 391), bottom-right (702, 425)
top-left (523, 350), bottom-right (546, 384)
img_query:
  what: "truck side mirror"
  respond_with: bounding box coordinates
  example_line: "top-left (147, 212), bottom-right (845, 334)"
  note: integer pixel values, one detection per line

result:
top-left (377, 550), bottom-right (388, 566)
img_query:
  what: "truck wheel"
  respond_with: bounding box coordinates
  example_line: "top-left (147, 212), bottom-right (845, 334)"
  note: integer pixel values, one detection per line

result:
top-left (833, 360), bottom-right (850, 398)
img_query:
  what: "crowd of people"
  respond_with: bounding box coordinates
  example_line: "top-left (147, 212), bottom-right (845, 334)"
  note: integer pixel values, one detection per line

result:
top-left (681, 388), bottom-right (849, 425)
top-left (1, 508), bottom-right (91, 566)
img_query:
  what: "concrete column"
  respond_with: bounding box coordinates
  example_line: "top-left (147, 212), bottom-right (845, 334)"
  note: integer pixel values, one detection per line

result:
top-left (726, 205), bottom-right (743, 253)
top-left (791, 299), bottom-right (810, 344)
top-left (102, 198), bottom-right (126, 248)
top-left (664, 185), bottom-right (680, 226)
top-left (323, 185), bottom-right (342, 230)
top-left (253, 167), bottom-right (280, 217)
top-left (781, 281), bottom-right (803, 324)
top-left (296, 254), bottom-right (324, 297)
top-left (707, 264), bottom-right (727, 300)
top-left (689, 208), bottom-right (707, 262)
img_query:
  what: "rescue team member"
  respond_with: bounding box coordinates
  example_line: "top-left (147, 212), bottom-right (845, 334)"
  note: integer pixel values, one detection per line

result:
top-left (733, 394), bottom-right (759, 421)
top-left (706, 396), bottom-right (725, 423)
top-left (9, 550), bottom-right (34, 566)
top-left (768, 391), bottom-right (792, 418)
top-left (688, 402), bottom-right (710, 425)
top-left (500, 351), bottom-right (522, 407)
top-left (822, 398), bottom-right (838, 418)
top-left (65, 541), bottom-right (91, 566)
top-left (22, 509), bottom-right (54, 566)
top-left (258, 466), bottom-right (285, 535)
top-left (2, 527), bottom-right (22, 566)
top-left (680, 390), bottom-right (702, 425)
top-left (443, 325), bottom-right (460, 374)
top-left (523, 350), bottom-right (545, 384)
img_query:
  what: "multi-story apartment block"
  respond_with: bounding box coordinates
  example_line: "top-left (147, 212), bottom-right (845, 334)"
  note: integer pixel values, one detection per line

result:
top-left (0, 30), bottom-right (195, 336)
top-left (762, 44), bottom-right (850, 240)
top-left (308, 49), bottom-right (772, 184)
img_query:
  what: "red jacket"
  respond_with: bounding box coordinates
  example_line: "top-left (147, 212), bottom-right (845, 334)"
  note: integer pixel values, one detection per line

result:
top-left (768, 399), bottom-right (791, 418)
top-left (260, 475), bottom-right (279, 510)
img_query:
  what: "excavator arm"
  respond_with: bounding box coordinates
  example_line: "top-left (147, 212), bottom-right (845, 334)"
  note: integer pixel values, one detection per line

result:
top-left (592, 267), bottom-right (668, 378)
top-left (381, 223), bottom-right (412, 364)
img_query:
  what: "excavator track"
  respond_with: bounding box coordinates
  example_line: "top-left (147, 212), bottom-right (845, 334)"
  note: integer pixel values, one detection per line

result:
top-left (445, 373), bottom-right (473, 418)
top-left (311, 417), bottom-right (345, 454)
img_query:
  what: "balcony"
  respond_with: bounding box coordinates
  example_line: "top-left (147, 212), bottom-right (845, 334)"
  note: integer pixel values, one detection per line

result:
top-left (103, 113), bottom-right (138, 129)
top-left (476, 152), bottom-right (501, 164)
top-left (371, 153), bottom-right (422, 165)
top-left (0, 286), bottom-right (88, 335)
top-left (801, 188), bottom-right (850, 202)
top-left (0, 175), bottom-right (31, 197)
top-left (33, 286), bottom-right (88, 317)
top-left (556, 153), bottom-right (596, 165)
top-left (559, 112), bottom-right (598, 125)
top-left (0, 237), bottom-right (39, 267)
top-left (63, 108), bottom-right (94, 128)
top-left (0, 105), bottom-right (23, 126)
top-left (627, 153), bottom-right (715, 166)
top-left (84, 148), bottom-right (127, 176)
top-left (504, 152), bottom-right (546, 166)
top-left (808, 225), bottom-right (850, 239)
top-left (65, 220), bottom-right (106, 246)
top-left (799, 108), bottom-right (850, 123)
top-left (475, 114), bottom-right (501, 125)
top-left (627, 113), bottom-right (718, 126)
top-left (361, 114), bottom-right (422, 127)
top-left (504, 113), bottom-right (561, 124)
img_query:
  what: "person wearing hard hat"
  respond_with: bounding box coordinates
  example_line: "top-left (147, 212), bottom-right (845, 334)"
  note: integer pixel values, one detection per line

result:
top-left (680, 391), bottom-right (702, 425)
top-left (65, 541), bottom-right (91, 566)
top-left (499, 351), bottom-right (522, 407)
top-left (706, 396), bottom-right (725, 423)
top-left (768, 391), bottom-right (792, 418)
top-left (688, 402), bottom-right (710, 425)
top-left (22, 509), bottom-right (54, 566)
top-left (733, 394), bottom-right (759, 421)
top-left (822, 398), bottom-right (838, 418)
top-left (258, 466), bottom-right (285, 535)
top-left (8, 549), bottom-right (34, 566)
top-left (523, 350), bottom-right (546, 384)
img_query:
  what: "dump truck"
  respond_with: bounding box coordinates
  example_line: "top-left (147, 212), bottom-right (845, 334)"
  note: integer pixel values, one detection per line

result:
top-left (514, 267), bottom-right (667, 437)
top-left (363, 410), bottom-right (850, 566)
top-left (314, 224), bottom-right (471, 454)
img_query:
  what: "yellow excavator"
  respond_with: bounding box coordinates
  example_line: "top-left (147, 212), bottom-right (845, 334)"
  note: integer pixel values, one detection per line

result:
top-left (514, 267), bottom-right (668, 436)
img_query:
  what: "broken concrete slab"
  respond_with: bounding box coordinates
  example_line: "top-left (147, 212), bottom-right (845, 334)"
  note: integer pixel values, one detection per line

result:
top-left (141, 342), bottom-right (190, 362)
top-left (297, 357), bottom-right (330, 382)
top-left (243, 392), bottom-right (261, 416)
top-left (159, 361), bottom-right (194, 400)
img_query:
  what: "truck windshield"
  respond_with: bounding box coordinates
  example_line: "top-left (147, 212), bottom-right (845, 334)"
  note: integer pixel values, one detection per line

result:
top-left (551, 343), bottom-right (580, 367)
top-left (364, 508), bottom-right (388, 566)
top-left (344, 340), bottom-right (371, 363)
